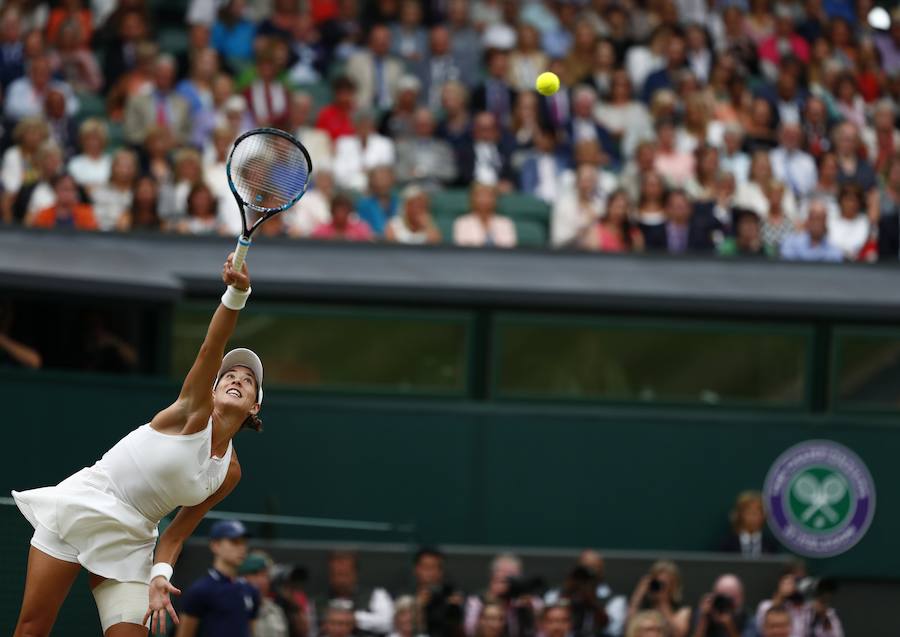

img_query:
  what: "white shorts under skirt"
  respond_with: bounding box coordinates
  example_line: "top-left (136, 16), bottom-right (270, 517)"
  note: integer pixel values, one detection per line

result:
top-left (30, 523), bottom-right (79, 564)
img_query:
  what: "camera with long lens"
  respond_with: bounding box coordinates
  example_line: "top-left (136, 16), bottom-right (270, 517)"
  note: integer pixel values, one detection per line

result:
top-left (425, 583), bottom-right (463, 637)
top-left (711, 594), bottom-right (734, 614)
top-left (503, 576), bottom-right (546, 600)
top-left (648, 579), bottom-right (663, 593)
top-left (789, 577), bottom-right (838, 605)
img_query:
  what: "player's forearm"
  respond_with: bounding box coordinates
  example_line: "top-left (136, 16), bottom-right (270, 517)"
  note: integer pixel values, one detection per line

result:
top-left (154, 532), bottom-right (185, 569)
top-left (206, 303), bottom-right (241, 351)
top-left (176, 303), bottom-right (239, 406)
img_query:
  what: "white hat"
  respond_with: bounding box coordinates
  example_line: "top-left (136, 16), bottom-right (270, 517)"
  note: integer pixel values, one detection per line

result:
top-left (216, 348), bottom-right (264, 404)
top-left (482, 23), bottom-right (516, 50)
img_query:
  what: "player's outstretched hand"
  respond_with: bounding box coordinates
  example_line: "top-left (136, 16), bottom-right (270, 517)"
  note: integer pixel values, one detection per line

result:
top-left (144, 576), bottom-right (182, 634)
top-left (223, 253), bottom-right (251, 291)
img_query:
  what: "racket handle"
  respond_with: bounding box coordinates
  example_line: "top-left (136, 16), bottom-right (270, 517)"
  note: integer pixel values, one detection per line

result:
top-left (232, 236), bottom-right (251, 271)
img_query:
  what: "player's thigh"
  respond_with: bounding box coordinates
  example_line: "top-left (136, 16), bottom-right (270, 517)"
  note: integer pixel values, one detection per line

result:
top-left (90, 575), bottom-right (151, 637)
top-left (104, 623), bottom-right (149, 637)
top-left (14, 546), bottom-right (82, 636)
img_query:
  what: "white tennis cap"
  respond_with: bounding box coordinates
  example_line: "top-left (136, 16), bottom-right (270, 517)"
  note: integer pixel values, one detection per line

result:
top-left (217, 348), bottom-right (264, 404)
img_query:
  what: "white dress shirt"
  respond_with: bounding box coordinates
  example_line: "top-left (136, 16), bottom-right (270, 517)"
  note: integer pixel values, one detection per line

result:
top-left (333, 134), bottom-right (395, 192)
top-left (827, 212), bottom-right (869, 260)
top-left (68, 154), bottom-right (113, 191)
top-left (4, 78), bottom-right (79, 121)
top-left (474, 142), bottom-right (502, 186)
top-left (770, 147), bottom-right (818, 199)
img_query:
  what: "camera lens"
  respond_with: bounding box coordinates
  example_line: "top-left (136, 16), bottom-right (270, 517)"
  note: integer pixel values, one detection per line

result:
top-left (648, 579), bottom-right (662, 593)
top-left (712, 594), bottom-right (734, 614)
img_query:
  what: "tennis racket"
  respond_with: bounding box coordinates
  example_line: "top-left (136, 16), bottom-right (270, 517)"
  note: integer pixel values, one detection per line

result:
top-left (226, 127), bottom-right (313, 270)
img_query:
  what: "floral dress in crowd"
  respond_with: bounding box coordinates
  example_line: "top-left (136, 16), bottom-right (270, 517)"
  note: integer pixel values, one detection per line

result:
top-left (762, 215), bottom-right (793, 254)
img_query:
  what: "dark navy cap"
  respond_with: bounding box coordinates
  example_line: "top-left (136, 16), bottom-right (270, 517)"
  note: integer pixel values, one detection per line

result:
top-left (210, 519), bottom-right (249, 540)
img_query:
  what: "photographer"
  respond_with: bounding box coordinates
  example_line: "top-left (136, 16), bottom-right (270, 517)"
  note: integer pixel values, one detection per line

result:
top-left (411, 547), bottom-right (465, 637)
top-left (545, 551), bottom-right (626, 637)
top-left (464, 553), bottom-right (543, 637)
top-left (627, 561), bottom-right (691, 637)
top-left (316, 551), bottom-right (394, 637)
top-left (754, 570), bottom-right (843, 637)
top-left (691, 575), bottom-right (758, 637)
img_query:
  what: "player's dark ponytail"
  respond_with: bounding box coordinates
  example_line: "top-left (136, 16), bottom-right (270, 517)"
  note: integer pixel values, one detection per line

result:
top-left (241, 413), bottom-right (262, 432)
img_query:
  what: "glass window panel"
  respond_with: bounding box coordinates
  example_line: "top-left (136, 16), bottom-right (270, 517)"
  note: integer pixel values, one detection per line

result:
top-left (172, 303), bottom-right (470, 394)
top-left (833, 330), bottom-right (900, 411)
top-left (493, 316), bottom-right (810, 406)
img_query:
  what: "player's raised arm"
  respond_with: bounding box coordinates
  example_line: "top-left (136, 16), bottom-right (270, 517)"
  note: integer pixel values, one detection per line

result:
top-left (153, 253), bottom-right (252, 431)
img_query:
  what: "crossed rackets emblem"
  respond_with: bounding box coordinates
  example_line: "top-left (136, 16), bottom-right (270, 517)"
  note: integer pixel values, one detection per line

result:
top-left (793, 473), bottom-right (848, 523)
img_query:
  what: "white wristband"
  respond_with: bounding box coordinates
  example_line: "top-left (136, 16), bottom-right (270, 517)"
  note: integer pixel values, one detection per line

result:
top-left (150, 562), bottom-right (173, 583)
top-left (221, 285), bottom-right (251, 310)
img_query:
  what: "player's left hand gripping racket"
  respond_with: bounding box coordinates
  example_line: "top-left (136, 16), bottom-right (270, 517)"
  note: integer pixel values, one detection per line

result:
top-left (226, 127), bottom-right (313, 270)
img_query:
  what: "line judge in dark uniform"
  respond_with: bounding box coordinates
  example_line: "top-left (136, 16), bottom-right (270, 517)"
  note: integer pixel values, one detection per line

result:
top-left (177, 519), bottom-right (261, 637)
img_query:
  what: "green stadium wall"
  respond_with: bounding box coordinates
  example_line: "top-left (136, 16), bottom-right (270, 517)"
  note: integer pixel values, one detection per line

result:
top-left (3, 368), bottom-right (898, 580)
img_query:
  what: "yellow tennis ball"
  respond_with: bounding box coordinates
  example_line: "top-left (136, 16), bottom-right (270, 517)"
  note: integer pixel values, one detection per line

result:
top-left (535, 72), bottom-right (560, 96)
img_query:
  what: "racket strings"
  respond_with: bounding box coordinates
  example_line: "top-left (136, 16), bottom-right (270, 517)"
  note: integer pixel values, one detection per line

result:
top-left (230, 133), bottom-right (309, 212)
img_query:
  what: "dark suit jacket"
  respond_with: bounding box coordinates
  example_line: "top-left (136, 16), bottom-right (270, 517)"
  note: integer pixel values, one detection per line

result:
top-left (719, 530), bottom-right (779, 555)
top-left (102, 41), bottom-right (135, 91)
top-left (542, 89), bottom-right (572, 131)
top-left (457, 135), bottom-right (516, 186)
top-left (561, 119), bottom-right (621, 167)
top-left (754, 85), bottom-right (809, 129)
top-left (471, 80), bottom-right (516, 123)
top-left (641, 204), bottom-right (722, 253)
top-left (519, 152), bottom-right (572, 196)
top-left (641, 67), bottom-right (678, 104)
top-left (0, 43), bottom-right (24, 90)
top-left (879, 215), bottom-right (899, 261)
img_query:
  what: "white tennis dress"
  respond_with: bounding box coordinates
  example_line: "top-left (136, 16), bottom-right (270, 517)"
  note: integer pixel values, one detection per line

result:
top-left (12, 419), bottom-right (233, 583)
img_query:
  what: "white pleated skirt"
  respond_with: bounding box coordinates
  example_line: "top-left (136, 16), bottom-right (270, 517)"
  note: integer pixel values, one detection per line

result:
top-left (12, 466), bottom-right (158, 583)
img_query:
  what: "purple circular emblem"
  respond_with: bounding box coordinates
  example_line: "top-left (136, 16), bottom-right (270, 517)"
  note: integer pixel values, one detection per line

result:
top-left (763, 440), bottom-right (876, 558)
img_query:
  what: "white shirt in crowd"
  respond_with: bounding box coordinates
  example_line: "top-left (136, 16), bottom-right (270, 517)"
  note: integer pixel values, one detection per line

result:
top-left (91, 186), bottom-right (132, 231)
top-left (387, 215), bottom-right (429, 244)
top-left (770, 147), bottom-right (818, 199)
top-left (68, 154), bottom-right (113, 192)
top-left (734, 181), bottom-right (799, 220)
top-left (1, 146), bottom-right (28, 194)
top-left (26, 182), bottom-right (55, 219)
top-left (354, 589), bottom-right (395, 635)
top-left (295, 126), bottom-right (334, 172)
top-left (827, 212), bottom-right (869, 260)
top-left (551, 192), bottom-right (604, 247)
top-left (4, 78), bottom-right (79, 122)
top-left (204, 159), bottom-right (242, 236)
top-left (535, 155), bottom-right (562, 203)
top-left (595, 102), bottom-right (652, 159)
top-left (720, 152), bottom-right (751, 184)
top-left (285, 188), bottom-right (330, 237)
top-left (625, 46), bottom-right (664, 91)
top-left (333, 134), bottom-right (395, 192)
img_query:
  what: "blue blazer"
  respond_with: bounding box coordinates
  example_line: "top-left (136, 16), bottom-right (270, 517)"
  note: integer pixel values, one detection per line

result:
top-left (519, 153), bottom-right (573, 196)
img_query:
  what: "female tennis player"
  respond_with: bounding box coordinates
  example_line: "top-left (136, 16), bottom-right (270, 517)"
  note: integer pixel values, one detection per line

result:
top-left (12, 252), bottom-right (262, 637)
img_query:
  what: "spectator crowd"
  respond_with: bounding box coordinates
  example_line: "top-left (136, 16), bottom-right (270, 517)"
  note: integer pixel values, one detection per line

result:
top-left (1, 0), bottom-right (900, 261)
top-left (177, 491), bottom-right (843, 637)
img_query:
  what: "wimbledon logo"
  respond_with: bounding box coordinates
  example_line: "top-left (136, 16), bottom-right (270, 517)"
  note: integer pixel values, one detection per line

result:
top-left (763, 440), bottom-right (875, 558)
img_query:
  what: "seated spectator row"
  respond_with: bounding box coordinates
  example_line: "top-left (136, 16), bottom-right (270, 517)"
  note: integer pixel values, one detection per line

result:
top-left (179, 491), bottom-right (842, 637)
top-left (0, 0), bottom-right (898, 263)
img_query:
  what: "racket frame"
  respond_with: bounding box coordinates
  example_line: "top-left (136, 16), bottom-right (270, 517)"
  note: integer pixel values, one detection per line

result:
top-left (225, 127), bottom-right (313, 270)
